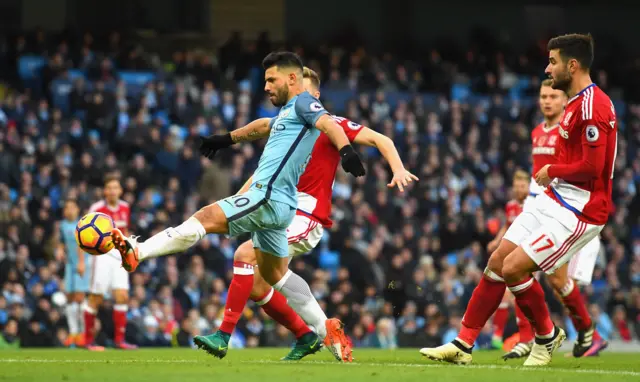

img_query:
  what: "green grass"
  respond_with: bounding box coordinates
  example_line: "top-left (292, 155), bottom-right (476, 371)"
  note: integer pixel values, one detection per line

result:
top-left (2, 348), bottom-right (639, 382)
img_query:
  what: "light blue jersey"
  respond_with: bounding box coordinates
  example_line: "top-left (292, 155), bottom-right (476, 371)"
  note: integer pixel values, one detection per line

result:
top-left (218, 91), bottom-right (327, 257)
top-left (62, 220), bottom-right (91, 292)
top-left (250, 91), bottom-right (326, 208)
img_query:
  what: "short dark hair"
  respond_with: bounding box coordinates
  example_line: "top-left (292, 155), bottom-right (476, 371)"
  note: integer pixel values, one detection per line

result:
top-left (262, 51), bottom-right (303, 71)
top-left (547, 33), bottom-right (594, 70)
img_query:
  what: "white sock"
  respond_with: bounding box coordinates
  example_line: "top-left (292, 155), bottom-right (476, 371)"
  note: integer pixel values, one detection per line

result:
top-left (273, 270), bottom-right (328, 339)
top-left (66, 302), bottom-right (79, 335)
top-left (138, 217), bottom-right (206, 260)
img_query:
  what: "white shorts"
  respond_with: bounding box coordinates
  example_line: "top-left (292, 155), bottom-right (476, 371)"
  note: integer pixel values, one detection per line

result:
top-left (286, 214), bottom-right (324, 257)
top-left (89, 248), bottom-right (130, 295)
top-left (503, 193), bottom-right (603, 275)
top-left (567, 237), bottom-right (601, 285)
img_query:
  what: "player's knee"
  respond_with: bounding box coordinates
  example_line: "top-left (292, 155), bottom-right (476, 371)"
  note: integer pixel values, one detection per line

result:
top-left (487, 250), bottom-right (505, 275)
top-left (113, 290), bottom-right (129, 304)
top-left (547, 273), bottom-right (566, 292)
top-left (87, 294), bottom-right (102, 309)
top-left (234, 241), bottom-right (257, 265)
top-left (193, 204), bottom-right (228, 234)
top-left (251, 272), bottom-right (272, 299)
top-left (502, 254), bottom-right (527, 283)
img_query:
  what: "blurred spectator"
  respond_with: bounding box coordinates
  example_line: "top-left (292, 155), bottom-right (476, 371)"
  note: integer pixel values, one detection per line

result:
top-left (0, 29), bottom-right (638, 349)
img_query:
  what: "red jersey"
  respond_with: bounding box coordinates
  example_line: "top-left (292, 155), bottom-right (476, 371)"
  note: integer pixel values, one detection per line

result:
top-left (505, 199), bottom-right (524, 225)
top-left (546, 84), bottom-right (618, 226)
top-left (530, 121), bottom-right (562, 196)
top-left (89, 200), bottom-right (131, 235)
top-left (296, 115), bottom-right (364, 227)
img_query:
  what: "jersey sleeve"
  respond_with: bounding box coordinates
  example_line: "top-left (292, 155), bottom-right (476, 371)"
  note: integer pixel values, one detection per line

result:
top-left (334, 116), bottom-right (364, 142)
top-left (269, 117), bottom-right (277, 129)
top-left (294, 92), bottom-right (328, 127)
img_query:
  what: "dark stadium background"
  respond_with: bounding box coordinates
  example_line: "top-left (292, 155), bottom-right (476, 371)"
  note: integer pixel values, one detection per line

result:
top-left (0, 0), bottom-right (639, 349)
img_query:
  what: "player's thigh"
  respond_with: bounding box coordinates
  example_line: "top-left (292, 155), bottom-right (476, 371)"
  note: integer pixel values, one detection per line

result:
top-left (568, 237), bottom-right (601, 285)
top-left (193, 202), bottom-right (229, 234)
top-left (286, 214), bottom-right (324, 257)
top-left (219, 191), bottom-right (294, 237)
top-left (502, 246), bottom-right (540, 283)
top-left (253, 230), bottom-right (291, 285)
top-left (521, 216), bottom-right (602, 276)
top-left (234, 239), bottom-right (257, 265)
top-left (503, 210), bottom-right (542, 248)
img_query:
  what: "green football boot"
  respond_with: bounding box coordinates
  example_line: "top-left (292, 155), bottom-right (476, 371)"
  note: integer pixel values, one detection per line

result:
top-left (281, 332), bottom-right (322, 361)
top-left (194, 331), bottom-right (230, 359)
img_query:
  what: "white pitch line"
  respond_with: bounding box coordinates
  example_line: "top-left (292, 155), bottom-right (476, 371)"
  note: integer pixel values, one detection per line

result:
top-left (0, 359), bottom-right (199, 364)
top-left (1, 358), bottom-right (639, 377)
top-left (242, 359), bottom-right (640, 377)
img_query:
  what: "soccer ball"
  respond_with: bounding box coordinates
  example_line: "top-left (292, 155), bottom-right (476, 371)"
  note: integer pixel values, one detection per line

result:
top-left (75, 212), bottom-right (115, 255)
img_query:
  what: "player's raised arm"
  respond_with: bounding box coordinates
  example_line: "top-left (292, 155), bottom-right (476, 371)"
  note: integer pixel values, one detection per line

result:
top-left (353, 127), bottom-right (418, 192)
top-left (198, 118), bottom-right (271, 158)
top-left (294, 92), bottom-right (365, 177)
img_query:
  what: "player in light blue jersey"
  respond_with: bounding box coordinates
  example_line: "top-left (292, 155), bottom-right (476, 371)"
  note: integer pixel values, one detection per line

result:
top-left (60, 199), bottom-right (91, 347)
top-left (111, 51), bottom-right (365, 360)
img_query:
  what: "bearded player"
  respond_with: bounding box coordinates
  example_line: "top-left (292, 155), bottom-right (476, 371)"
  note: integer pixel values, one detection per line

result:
top-left (421, 33), bottom-right (617, 366)
top-left (111, 52), bottom-right (366, 358)
top-left (501, 80), bottom-right (608, 360)
top-left (193, 67), bottom-right (417, 362)
top-left (83, 174), bottom-right (137, 350)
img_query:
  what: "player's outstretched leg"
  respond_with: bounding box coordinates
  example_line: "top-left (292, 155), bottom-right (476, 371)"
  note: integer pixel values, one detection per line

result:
top-left (502, 304), bottom-right (534, 360)
top-left (502, 248), bottom-right (565, 366)
top-left (420, 240), bottom-right (515, 365)
top-left (112, 203), bottom-right (228, 272)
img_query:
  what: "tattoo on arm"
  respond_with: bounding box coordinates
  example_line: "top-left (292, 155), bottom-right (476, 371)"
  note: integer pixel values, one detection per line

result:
top-left (231, 119), bottom-right (270, 143)
top-left (232, 129), bottom-right (262, 143)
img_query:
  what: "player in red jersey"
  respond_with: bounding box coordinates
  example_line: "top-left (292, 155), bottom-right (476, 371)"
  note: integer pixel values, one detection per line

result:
top-left (421, 33), bottom-right (616, 366)
top-left (202, 67), bottom-right (417, 362)
top-left (83, 174), bottom-right (137, 350)
top-left (501, 80), bottom-right (607, 360)
top-left (487, 171), bottom-right (530, 349)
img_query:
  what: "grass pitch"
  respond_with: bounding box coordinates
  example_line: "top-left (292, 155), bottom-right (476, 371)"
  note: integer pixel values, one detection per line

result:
top-left (2, 348), bottom-right (639, 382)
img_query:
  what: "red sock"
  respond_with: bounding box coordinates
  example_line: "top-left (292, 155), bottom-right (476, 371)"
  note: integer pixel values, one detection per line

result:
top-left (253, 288), bottom-right (311, 339)
top-left (509, 277), bottom-right (554, 337)
top-left (593, 330), bottom-right (602, 342)
top-left (493, 304), bottom-right (509, 338)
top-left (560, 280), bottom-right (592, 331)
top-left (83, 307), bottom-right (96, 345)
top-left (113, 304), bottom-right (128, 344)
top-left (458, 273), bottom-right (507, 346)
top-left (515, 304), bottom-right (535, 343)
top-left (220, 261), bottom-right (254, 334)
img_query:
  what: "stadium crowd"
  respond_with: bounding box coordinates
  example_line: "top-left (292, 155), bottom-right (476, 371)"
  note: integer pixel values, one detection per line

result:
top-left (1, 29), bottom-right (640, 350)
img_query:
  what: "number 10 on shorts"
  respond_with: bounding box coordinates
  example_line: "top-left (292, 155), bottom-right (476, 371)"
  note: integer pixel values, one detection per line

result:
top-left (530, 234), bottom-right (554, 254)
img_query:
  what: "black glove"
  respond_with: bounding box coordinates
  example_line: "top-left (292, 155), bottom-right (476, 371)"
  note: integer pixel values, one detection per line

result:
top-left (198, 133), bottom-right (234, 158)
top-left (339, 145), bottom-right (366, 177)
